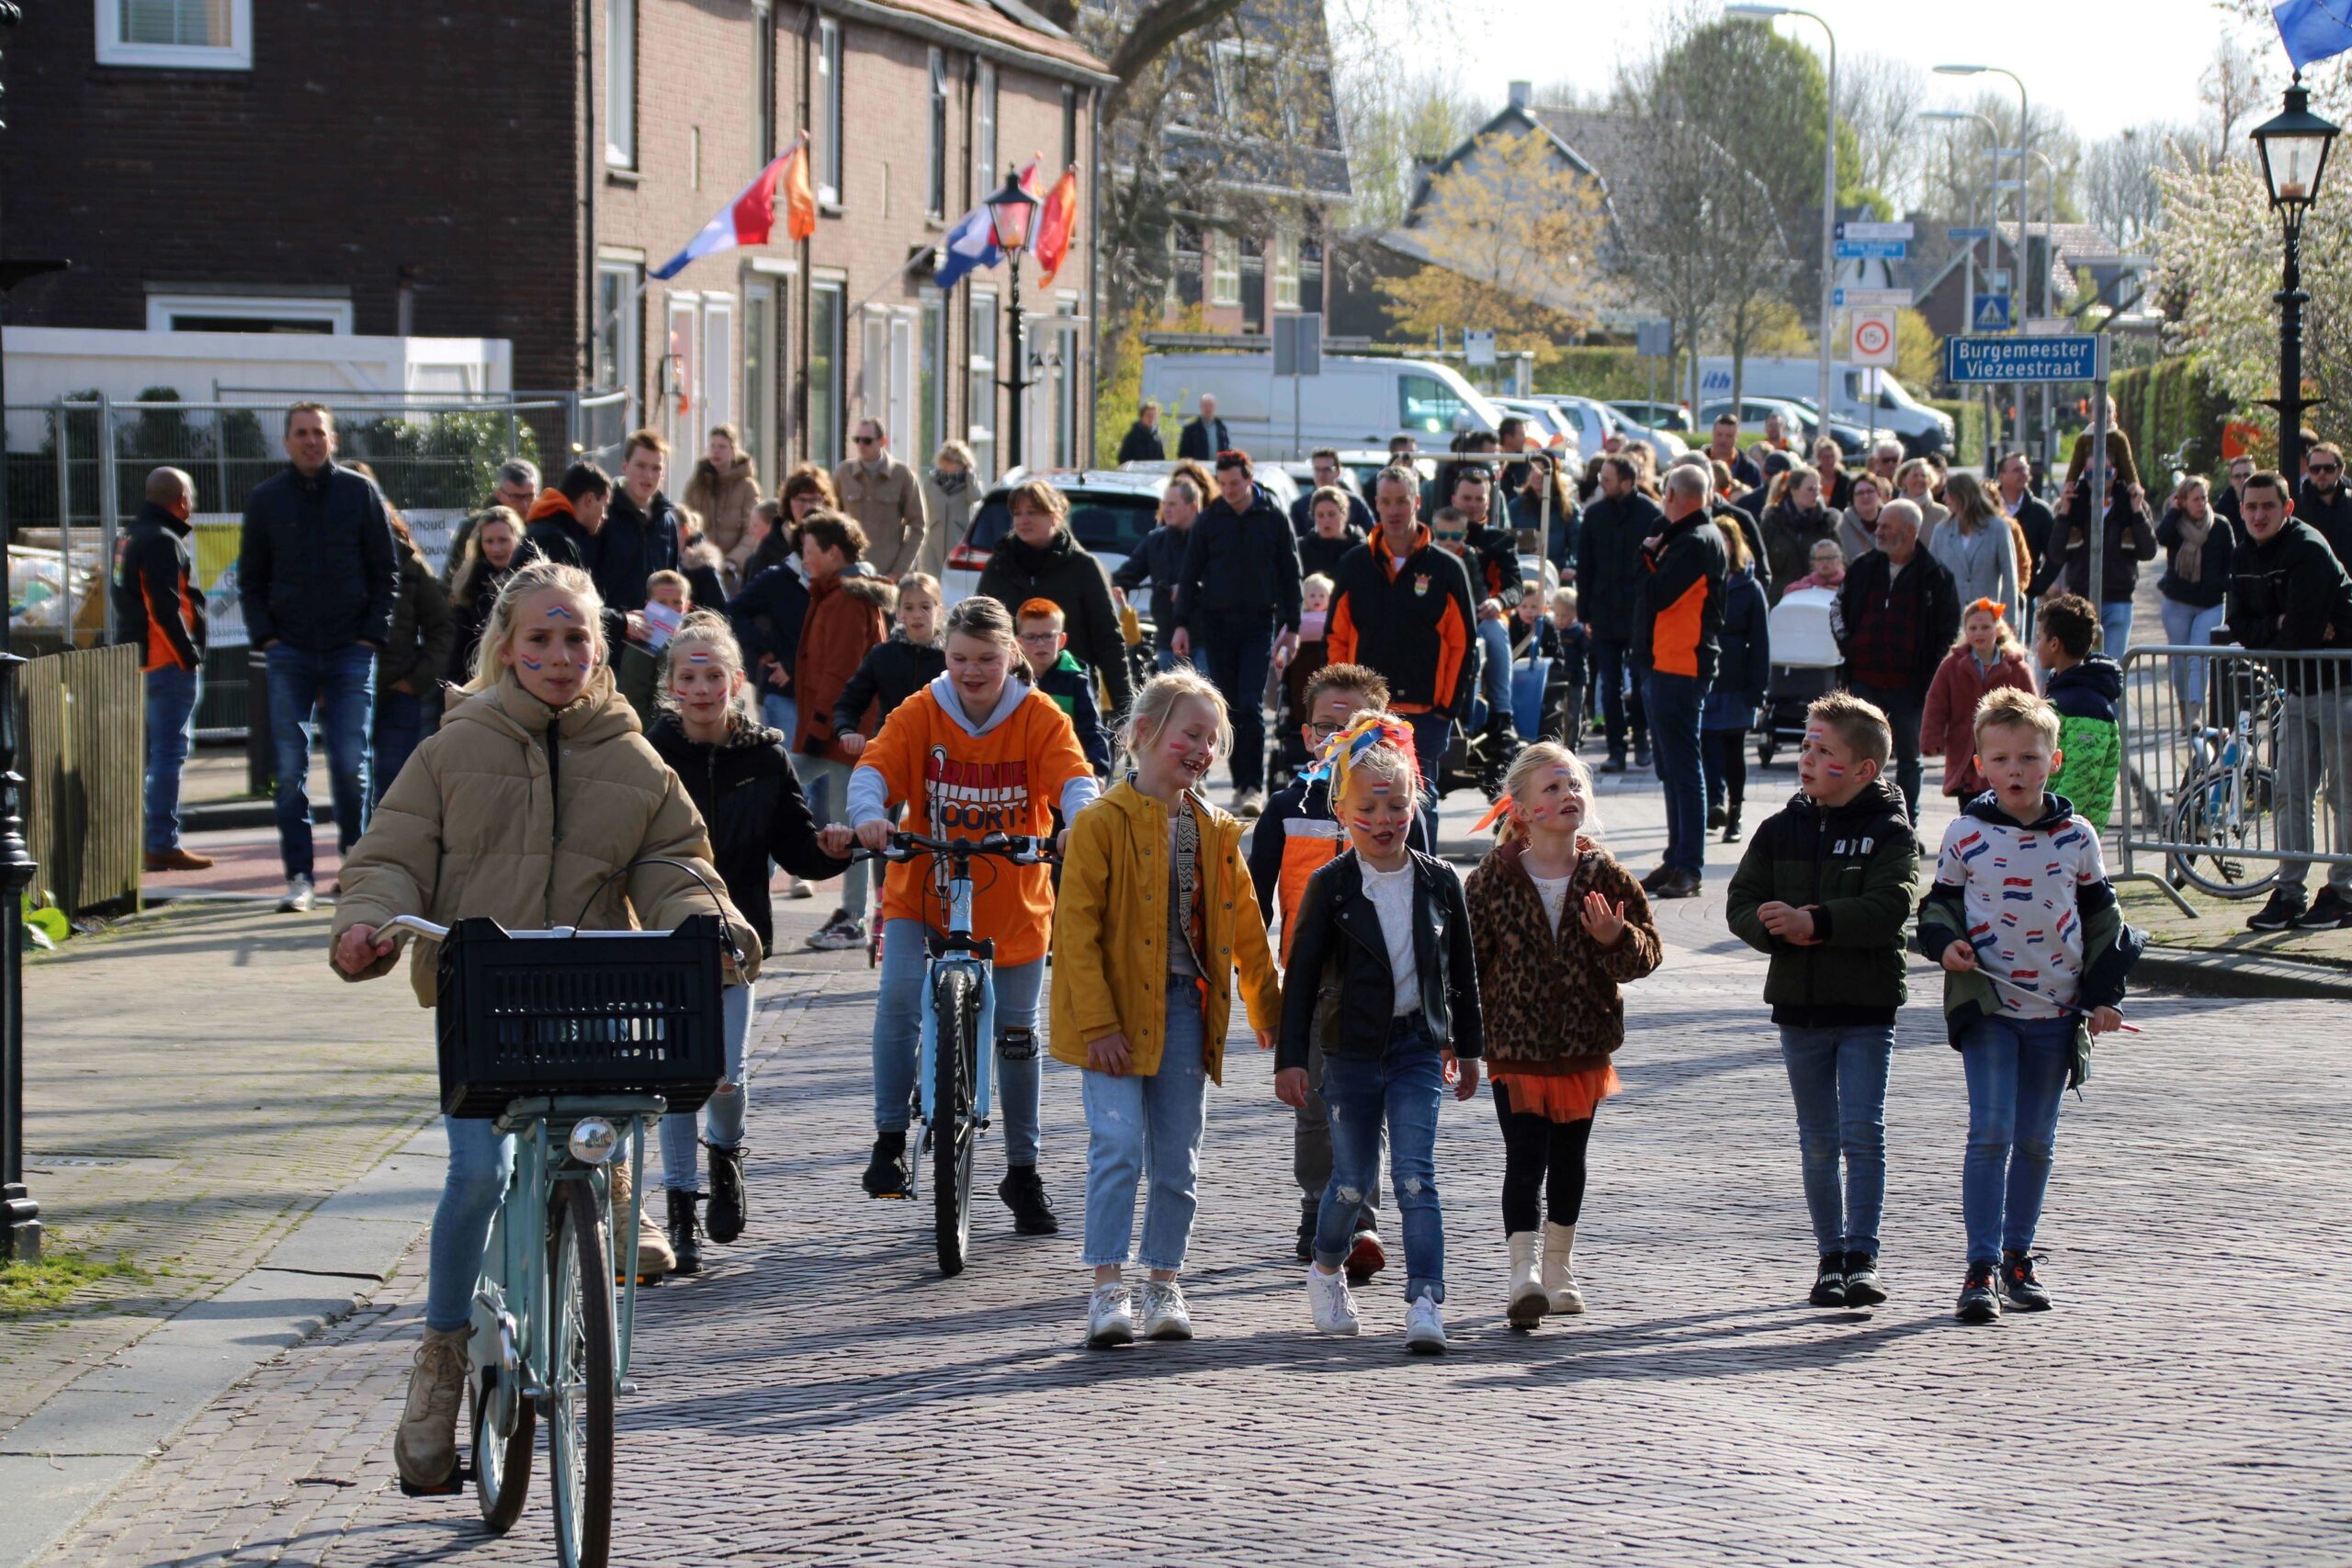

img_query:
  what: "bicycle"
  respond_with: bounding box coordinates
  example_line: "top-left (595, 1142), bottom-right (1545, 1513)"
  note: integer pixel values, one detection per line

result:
top-left (382, 908), bottom-right (732, 1568)
top-left (852, 829), bottom-right (1056, 1277)
top-left (2167, 658), bottom-right (2283, 899)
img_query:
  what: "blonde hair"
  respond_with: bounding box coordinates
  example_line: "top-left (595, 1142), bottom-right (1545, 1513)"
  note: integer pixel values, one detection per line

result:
top-left (1973, 685), bottom-right (2062, 750)
top-left (658, 611), bottom-right (758, 728)
top-left (1715, 515), bottom-right (1751, 571)
top-left (1118, 669), bottom-right (1233, 775)
top-left (1495, 740), bottom-right (1600, 845)
top-left (464, 560), bottom-right (607, 694)
top-left (1303, 572), bottom-right (1335, 600)
top-left (1805, 691), bottom-right (1893, 769)
top-left (647, 568), bottom-right (691, 601)
top-left (1954, 598), bottom-right (2023, 657)
top-left (897, 571), bottom-right (942, 604)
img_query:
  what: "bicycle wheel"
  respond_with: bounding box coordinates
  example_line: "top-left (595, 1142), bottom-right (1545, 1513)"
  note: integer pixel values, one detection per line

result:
top-left (2168, 767), bottom-right (2281, 900)
top-left (547, 1178), bottom-right (616, 1568)
top-left (469, 1349), bottom-right (534, 1534)
top-left (932, 966), bottom-right (979, 1278)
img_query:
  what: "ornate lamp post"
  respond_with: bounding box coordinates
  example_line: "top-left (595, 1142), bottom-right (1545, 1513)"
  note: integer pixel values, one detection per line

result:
top-left (984, 169), bottom-right (1038, 477)
top-left (2251, 79), bottom-right (2340, 480)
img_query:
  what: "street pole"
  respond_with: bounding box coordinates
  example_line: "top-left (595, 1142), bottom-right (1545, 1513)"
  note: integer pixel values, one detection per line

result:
top-left (1937, 63), bottom-right (2030, 471)
top-left (1004, 251), bottom-right (1027, 476)
top-left (1729, 6), bottom-right (1837, 429)
top-left (2278, 205), bottom-right (2308, 481)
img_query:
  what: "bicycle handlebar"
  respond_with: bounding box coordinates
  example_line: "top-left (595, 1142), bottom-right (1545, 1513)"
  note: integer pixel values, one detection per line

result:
top-left (373, 914), bottom-right (720, 945)
top-left (850, 829), bottom-right (1058, 867)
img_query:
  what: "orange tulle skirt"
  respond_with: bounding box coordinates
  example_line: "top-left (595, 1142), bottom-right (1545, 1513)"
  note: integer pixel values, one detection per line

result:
top-left (1492, 1064), bottom-right (1621, 1123)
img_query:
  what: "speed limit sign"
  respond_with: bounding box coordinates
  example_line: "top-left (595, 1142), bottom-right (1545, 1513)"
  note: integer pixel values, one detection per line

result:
top-left (1851, 308), bottom-right (1898, 367)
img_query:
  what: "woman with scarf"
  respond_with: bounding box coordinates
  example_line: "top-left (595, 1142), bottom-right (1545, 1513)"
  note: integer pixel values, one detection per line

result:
top-left (2155, 475), bottom-right (2235, 732)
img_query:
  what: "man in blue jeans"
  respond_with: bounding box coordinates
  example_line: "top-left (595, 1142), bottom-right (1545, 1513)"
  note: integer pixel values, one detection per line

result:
top-left (115, 466), bottom-right (213, 872)
top-left (1633, 466), bottom-right (1727, 898)
top-left (1171, 449), bottom-right (1302, 817)
top-left (238, 402), bottom-right (399, 912)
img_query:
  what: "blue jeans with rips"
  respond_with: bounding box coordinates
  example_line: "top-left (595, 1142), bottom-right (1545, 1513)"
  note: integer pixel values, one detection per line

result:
top-left (870, 919), bottom-right (1046, 1168)
top-left (142, 665), bottom-right (200, 854)
top-left (264, 641), bottom-right (377, 879)
top-left (660, 985), bottom-right (753, 1190)
top-left (1644, 669), bottom-right (1709, 876)
top-left (1079, 984), bottom-right (1209, 1271)
top-left (1316, 1012), bottom-right (1447, 1304)
top-left (1959, 1012), bottom-right (2075, 1265)
top-left (1776, 1024), bottom-right (1894, 1258)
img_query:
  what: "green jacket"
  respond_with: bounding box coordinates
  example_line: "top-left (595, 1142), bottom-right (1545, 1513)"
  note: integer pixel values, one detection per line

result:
top-left (1725, 777), bottom-right (1923, 1025)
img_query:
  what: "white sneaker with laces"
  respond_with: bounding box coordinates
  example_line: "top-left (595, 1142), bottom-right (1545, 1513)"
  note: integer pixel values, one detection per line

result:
top-left (1404, 1295), bottom-right (1449, 1355)
top-left (278, 874), bottom-right (314, 914)
top-left (1306, 1264), bottom-right (1359, 1336)
top-left (1139, 1280), bottom-right (1193, 1340)
top-left (1086, 1282), bottom-right (1136, 1349)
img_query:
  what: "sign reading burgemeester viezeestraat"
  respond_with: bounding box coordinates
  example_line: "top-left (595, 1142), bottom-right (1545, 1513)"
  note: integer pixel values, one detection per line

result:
top-left (1943, 333), bottom-right (2109, 385)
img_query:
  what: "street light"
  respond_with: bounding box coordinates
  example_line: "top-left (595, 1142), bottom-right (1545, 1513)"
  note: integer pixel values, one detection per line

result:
top-left (984, 168), bottom-right (1039, 476)
top-left (1922, 107), bottom-right (2000, 475)
top-left (2252, 78), bottom-right (2340, 479)
top-left (1728, 4), bottom-right (1837, 437)
top-left (1936, 63), bottom-right (2033, 461)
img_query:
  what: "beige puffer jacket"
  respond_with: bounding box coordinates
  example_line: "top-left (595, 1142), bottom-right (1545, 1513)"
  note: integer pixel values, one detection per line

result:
top-left (330, 669), bottom-right (763, 1005)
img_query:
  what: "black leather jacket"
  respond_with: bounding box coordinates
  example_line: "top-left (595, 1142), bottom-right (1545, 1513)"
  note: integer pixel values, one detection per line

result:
top-left (1276, 848), bottom-right (1483, 1073)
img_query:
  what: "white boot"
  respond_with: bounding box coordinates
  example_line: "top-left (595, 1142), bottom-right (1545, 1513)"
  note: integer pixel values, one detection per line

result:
top-left (1507, 1232), bottom-right (1548, 1328)
top-left (1542, 1221), bottom-right (1584, 1314)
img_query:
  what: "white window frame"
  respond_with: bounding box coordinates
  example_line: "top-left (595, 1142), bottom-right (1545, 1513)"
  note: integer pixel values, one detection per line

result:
top-left (702, 296), bottom-right (735, 434)
top-left (926, 48), bottom-right (949, 220)
top-left (919, 289), bottom-right (947, 465)
top-left (96, 0), bottom-right (253, 71)
top-left (742, 281), bottom-right (774, 469)
top-left (967, 290), bottom-right (998, 482)
top-left (595, 257), bottom-right (644, 412)
top-left (605, 0), bottom-right (636, 168)
top-left (1272, 230), bottom-right (1300, 311)
top-left (816, 18), bottom-right (843, 204)
top-left (145, 292), bottom-right (351, 333)
top-left (973, 60), bottom-right (998, 207)
top-left (1209, 232), bottom-right (1240, 307)
top-left (809, 276), bottom-right (848, 468)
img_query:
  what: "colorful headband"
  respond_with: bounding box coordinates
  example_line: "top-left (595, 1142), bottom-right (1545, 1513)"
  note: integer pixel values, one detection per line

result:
top-left (1967, 597), bottom-right (2007, 619)
top-left (1309, 710), bottom-right (1421, 799)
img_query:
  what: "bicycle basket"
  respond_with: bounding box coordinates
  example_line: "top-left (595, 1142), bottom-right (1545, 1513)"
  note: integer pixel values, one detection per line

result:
top-left (434, 915), bottom-right (728, 1118)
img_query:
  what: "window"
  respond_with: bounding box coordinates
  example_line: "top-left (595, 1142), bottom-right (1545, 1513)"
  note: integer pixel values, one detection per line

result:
top-left (605, 0), bottom-right (635, 168)
top-left (973, 62), bottom-right (998, 208)
top-left (596, 261), bottom-right (643, 411)
top-left (967, 292), bottom-right (998, 482)
top-left (926, 49), bottom-right (949, 220)
top-left (663, 298), bottom-right (699, 457)
top-left (97, 0), bottom-right (251, 69)
top-left (1399, 373), bottom-right (1466, 436)
top-left (920, 291), bottom-right (946, 464)
top-left (1054, 304), bottom-right (1080, 468)
top-left (1271, 231), bottom-right (1300, 312)
top-left (690, 126), bottom-right (702, 191)
top-left (816, 18), bottom-right (843, 203)
top-left (743, 286), bottom-right (772, 468)
top-left (145, 292), bottom-right (349, 333)
top-left (1061, 85), bottom-right (1079, 172)
top-left (752, 1), bottom-right (775, 169)
top-left (1209, 232), bottom-right (1239, 307)
top-left (810, 279), bottom-right (845, 468)
top-left (703, 298), bottom-right (734, 434)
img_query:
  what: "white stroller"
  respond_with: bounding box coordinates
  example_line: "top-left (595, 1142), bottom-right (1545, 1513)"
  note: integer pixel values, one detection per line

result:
top-left (1756, 586), bottom-right (1843, 766)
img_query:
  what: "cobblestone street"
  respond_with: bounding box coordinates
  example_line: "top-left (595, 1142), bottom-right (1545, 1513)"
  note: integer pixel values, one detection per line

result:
top-left (35, 824), bottom-right (2352, 1565)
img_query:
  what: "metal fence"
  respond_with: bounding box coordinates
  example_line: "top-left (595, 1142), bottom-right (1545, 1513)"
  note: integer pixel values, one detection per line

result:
top-left (2115, 643), bottom-right (2352, 908)
top-left (20, 643), bottom-right (143, 919)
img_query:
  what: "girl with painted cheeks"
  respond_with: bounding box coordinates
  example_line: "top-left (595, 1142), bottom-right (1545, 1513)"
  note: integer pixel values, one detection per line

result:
top-left (1050, 671), bottom-right (1282, 1348)
top-left (817, 594), bottom-right (1099, 1235)
top-left (1464, 743), bottom-right (1660, 1329)
top-left (1275, 715), bottom-right (1482, 1355)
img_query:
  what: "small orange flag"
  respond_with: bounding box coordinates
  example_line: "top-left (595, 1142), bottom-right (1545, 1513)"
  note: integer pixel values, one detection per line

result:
top-left (784, 130), bottom-right (818, 243)
top-left (1035, 166), bottom-right (1079, 288)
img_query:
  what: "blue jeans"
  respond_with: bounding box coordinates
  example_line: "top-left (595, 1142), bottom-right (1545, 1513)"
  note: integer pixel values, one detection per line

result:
top-left (1593, 637), bottom-right (1645, 758)
top-left (660, 985), bottom-right (753, 1190)
top-left (1317, 1013), bottom-right (1446, 1304)
top-left (871, 919), bottom-right (1045, 1167)
top-left (1777, 1024), bottom-right (1894, 1257)
top-left (761, 692), bottom-right (797, 739)
top-left (1644, 669), bottom-right (1708, 876)
top-left (1196, 612), bottom-right (1273, 792)
top-left (1959, 1013), bottom-right (2074, 1265)
top-left (1153, 639), bottom-right (1191, 673)
top-left (264, 642), bottom-right (377, 879)
top-left (2099, 600), bottom-right (2133, 660)
top-left (795, 756), bottom-right (871, 914)
top-left (426, 1115), bottom-right (515, 1332)
top-left (370, 688), bottom-right (426, 811)
top-left (1475, 619), bottom-right (1512, 728)
top-left (2159, 597), bottom-right (2227, 709)
top-left (142, 665), bottom-right (200, 854)
top-left (1405, 710), bottom-right (1450, 852)
top-left (1079, 985), bottom-right (1208, 1271)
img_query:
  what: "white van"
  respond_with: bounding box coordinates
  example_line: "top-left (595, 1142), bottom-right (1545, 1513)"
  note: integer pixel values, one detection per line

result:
top-left (1141, 352), bottom-right (1503, 460)
top-left (1696, 357), bottom-right (1952, 457)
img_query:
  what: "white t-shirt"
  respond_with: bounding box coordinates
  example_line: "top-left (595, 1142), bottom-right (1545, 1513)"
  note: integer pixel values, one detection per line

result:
top-left (1528, 870), bottom-right (1574, 936)
top-left (1360, 860), bottom-right (1422, 1016)
top-left (1933, 811), bottom-right (2109, 1016)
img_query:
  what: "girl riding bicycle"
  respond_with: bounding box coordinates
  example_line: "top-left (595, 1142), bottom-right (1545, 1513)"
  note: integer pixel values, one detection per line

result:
top-left (819, 593), bottom-right (1100, 1233)
top-left (329, 559), bottom-right (759, 1494)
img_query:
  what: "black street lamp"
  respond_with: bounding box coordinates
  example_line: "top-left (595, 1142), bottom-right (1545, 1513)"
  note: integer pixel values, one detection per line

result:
top-left (984, 169), bottom-right (1038, 478)
top-left (2252, 78), bottom-right (2339, 481)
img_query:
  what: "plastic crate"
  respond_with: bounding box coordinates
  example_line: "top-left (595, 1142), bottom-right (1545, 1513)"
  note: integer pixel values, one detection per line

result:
top-left (434, 915), bottom-right (728, 1119)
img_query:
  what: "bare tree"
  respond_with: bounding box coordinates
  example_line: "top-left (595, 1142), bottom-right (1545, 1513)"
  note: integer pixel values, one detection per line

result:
top-left (2081, 124), bottom-right (2190, 252)
top-left (2197, 35), bottom-right (2269, 170)
top-left (1838, 51), bottom-right (1930, 210)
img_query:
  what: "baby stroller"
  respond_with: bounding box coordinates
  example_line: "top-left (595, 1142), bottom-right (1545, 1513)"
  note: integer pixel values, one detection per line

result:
top-left (1757, 587), bottom-right (1842, 766)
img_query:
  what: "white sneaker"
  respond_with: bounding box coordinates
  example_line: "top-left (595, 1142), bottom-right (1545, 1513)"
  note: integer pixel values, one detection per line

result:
top-left (1306, 1264), bottom-right (1359, 1336)
top-left (1404, 1295), bottom-right (1449, 1355)
top-left (782, 878), bottom-right (816, 900)
top-left (1086, 1282), bottom-right (1136, 1349)
top-left (1139, 1280), bottom-right (1193, 1340)
top-left (277, 874), bottom-right (314, 913)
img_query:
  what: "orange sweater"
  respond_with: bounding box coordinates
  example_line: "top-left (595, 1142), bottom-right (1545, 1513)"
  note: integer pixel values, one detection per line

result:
top-left (851, 682), bottom-right (1094, 966)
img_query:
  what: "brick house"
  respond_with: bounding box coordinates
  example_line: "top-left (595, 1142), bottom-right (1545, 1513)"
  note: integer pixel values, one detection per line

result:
top-left (0, 0), bottom-right (1108, 483)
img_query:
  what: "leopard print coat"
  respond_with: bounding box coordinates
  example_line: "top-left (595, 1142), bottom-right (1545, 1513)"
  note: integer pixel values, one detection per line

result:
top-left (1463, 837), bottom-right (1662, 1073)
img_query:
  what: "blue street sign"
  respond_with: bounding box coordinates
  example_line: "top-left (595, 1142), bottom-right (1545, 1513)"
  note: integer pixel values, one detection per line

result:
top-left (1945, 333), bottom-right (2108, 385)
top-left (1971, 293), bottom-right (2013, 331)
top-left (1947, 226), bottom-right (1992, 241)
top-left (1834, 239), bottom-right (1907, 259)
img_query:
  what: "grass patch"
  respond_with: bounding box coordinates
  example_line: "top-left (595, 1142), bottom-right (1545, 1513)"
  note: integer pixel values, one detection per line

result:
top-left (0, 1241), bottom-right (153, 1315)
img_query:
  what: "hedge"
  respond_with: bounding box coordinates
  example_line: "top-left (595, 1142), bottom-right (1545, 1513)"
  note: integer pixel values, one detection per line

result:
top-left (2111, 358), bottom-right (2235, 480)
top-left (1535, 347), bottom-right (1689, 405)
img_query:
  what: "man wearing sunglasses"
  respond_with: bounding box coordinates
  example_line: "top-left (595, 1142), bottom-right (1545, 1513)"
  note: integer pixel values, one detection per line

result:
top-left (832, 418), bottom-right (929, 580)
top-left (2297, 442), bottom-right (2352, 569)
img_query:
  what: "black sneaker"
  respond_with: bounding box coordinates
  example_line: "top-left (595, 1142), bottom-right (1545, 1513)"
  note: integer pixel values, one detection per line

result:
top-left (861, 1132), bottom-right (910, 1198)
top-left (1809, 1254), bottom-right (1847, 1307)
top-left (1652, 869), bottom-right (1703, 900)
top-left (998, 1165), bottom-right (1059, 1235)
top-left (705, 1142), bottom-right (746, 1243)
top-left (665, 1190), bottom-right (704, 1276)
top-left (1295, 1208), bottom-right (1316, 1265)
top-left (1707, 804), bottom-right (1727, 829)
top-left (1956, 1261), bottom-right (2002, 1323)
top-left (2247, 888), bottom-right (2308, 932)
top-left (1721, 814), bottom-right (1742, 843)
top-left (2292, 886), bottom-right (2352, 931)
top-left (2000, 1250), bottom-right (2052, 1311)
top-left (1842, 1249), bottom-right (1886, 1307)
top-left (1600, 751), bottom-right (1628, 775)
top-left (1634, 748), bottom-right (1653, 771)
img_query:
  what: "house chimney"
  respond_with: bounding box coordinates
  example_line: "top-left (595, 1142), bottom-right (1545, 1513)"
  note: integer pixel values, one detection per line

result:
top-left (1507, 80), bottom-right (1532, 111)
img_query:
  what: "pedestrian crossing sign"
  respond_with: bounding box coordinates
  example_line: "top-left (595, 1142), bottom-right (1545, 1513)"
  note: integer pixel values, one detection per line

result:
top-left (1972, 293), bottom-right (2012, 331)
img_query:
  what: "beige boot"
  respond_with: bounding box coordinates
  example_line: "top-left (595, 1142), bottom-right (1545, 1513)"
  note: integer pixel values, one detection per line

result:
top-left (1506, 1232), bottom-right (1548, 1328)
top-left (608, 1152), bottom-right (674, 1281)
top-left (1542, 1222), bottom-right (1584, 1314)
top-left (394, 1325), bottom-right (469, 1488)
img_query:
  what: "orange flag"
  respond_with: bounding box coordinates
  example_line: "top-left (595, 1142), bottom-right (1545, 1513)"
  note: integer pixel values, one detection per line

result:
top-left (783, 130), bottom-right (817, 243)
top-left (1035, 166), bottom-right (1079, 288)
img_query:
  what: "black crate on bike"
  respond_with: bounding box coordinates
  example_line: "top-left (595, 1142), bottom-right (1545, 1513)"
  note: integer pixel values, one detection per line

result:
top-left (434, 916), bottom-right (728, 1118)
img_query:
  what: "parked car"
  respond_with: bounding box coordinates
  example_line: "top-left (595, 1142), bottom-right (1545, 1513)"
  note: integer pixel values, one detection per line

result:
top-left (1332, 449), bottom-right (1436, 495)
top-left (1141, 352), bottom-right (1504, 459)
top-left (1608, 399), bottom-right (1692, 433)
top-left (1698, 357), bottom-right (1951, 457)
top-left (942, 468), bottom-right (1170, 606)
top-left (1490, 397), bottom-right (1586, 465)
top-left (1115, 460), bottom-right (1300, 518)
top-left (1696, 396), bottom-right (1814, 443)
top-left (1775, 396), bottom-right (1878, 461)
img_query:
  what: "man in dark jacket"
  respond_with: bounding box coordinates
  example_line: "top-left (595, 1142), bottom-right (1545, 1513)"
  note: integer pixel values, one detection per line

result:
top-left (1634, 466), bottom-right (1730, 898)
top-left (1176, 395), bottom-right (1229, 461)
top-left (118, 466), bottom-right (213, 872)
top-left (603, 429), bottom-right (687, 619)
top-left (2295, 441), bottom-right (2352, 567)
top-left (1834, 499), bottom-right (1961, 825)
top-left (1111, 473), bottom-right (1198, 671)
top-left (1116, 400), bottom-right (1166, 463)
top-left (1288, 450), bottom-right (1375, 537)
top-left (1173, 449), bottom-right (1303, 814)
top-left (1577, 456), bottom-right (1663, 772)
top-left (2232, 470), bottom-right (2352, 932)
top-left (237, 402), bottom-right (399, 912)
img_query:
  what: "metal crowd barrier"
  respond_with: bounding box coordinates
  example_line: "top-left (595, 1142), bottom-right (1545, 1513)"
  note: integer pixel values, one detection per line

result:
top-left (2116, 642), bottom-right (2352, 914)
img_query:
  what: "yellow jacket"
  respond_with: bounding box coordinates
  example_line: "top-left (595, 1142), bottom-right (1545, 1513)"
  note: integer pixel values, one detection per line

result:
top-left (1049, 780), bottom-right (1281, 1084)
